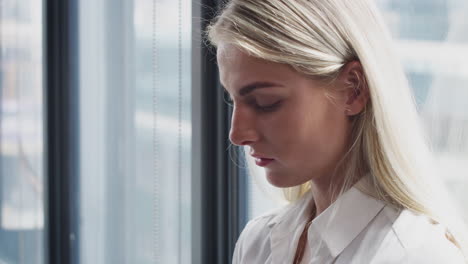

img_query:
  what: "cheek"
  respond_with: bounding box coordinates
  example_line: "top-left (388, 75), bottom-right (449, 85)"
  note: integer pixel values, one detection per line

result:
top-left (274, 99), bottom-right (349, 163)
top-left (257, 105), bottom-right (301, 144)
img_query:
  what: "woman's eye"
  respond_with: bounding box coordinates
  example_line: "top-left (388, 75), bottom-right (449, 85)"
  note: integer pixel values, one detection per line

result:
top-left (223, 94), bottom-right (234, 107)
top-left (253, 100), bottom-right (282, 112)
top-left (223, 94), bottom-right (282, 112)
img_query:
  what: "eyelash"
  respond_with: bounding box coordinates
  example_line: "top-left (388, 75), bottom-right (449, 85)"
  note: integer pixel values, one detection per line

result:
top-left (250, 100), bottom-right (282, 112)
top-left (224, 97), bottom-right (282, 113)
top-left (224, 95), bottom-right (234, 107)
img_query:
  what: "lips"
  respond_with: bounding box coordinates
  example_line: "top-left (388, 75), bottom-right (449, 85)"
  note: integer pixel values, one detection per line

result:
top-left (254, 158), bottom-right (274, 167)
top-left (250, 151), bottom-right (275, 167)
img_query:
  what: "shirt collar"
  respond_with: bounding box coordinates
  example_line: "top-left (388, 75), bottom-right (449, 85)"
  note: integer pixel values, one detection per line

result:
top-left (267, 176), bottom-right (386, 259)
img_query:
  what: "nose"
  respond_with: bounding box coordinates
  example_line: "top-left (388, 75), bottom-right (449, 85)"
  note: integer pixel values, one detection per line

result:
top-left (229, 106), bottom-right (259, 146)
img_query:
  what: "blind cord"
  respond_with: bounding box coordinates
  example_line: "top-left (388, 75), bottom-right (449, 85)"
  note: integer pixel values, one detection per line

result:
top-left (177, 0), bottom-right (183, 263)
top-left (152, 0), bottom-right (160, 262)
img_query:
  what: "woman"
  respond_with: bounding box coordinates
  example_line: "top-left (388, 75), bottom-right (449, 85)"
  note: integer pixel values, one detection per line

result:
top-left (207, 0), bottom-right (468, 263)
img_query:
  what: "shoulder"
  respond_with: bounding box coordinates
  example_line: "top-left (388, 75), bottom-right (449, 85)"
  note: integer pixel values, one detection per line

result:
top-left (235, 206), bottom-right (283, 247)
top-left (232, 206), bottom-right (286, 264)
top-left (375, 208), bottom-right (466, 264)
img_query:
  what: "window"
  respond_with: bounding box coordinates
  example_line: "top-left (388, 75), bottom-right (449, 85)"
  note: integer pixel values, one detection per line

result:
top-left (0, 0), bottom-right (45, 263)
top-left (379, 0), bottom-right (468, 220)
top-left (78, 0), bottom-right (192, 263)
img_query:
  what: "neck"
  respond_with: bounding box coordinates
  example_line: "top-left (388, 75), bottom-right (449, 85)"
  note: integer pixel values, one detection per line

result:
top-left (309, 179), bottom-right (338, 217)
top-left (309, 172), bottom-right (360, 217)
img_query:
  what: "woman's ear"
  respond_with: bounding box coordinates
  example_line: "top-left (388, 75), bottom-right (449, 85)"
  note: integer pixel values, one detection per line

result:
top-left (337, 61), bottom-right (369, 116)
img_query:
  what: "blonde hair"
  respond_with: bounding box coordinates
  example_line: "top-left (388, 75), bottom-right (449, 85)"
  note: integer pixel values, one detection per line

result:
top-left (207, 0), bottom-right (468, 260)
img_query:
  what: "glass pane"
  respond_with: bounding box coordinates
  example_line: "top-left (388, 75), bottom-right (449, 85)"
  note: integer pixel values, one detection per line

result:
top-left (78, 0), bottom-right (192, 263)
top-left (0, 0), bottom-right (45, 263)
top-left (377, 0), bottom-right (468, 221)
top-left (245, 0), bottom-right (468, 221)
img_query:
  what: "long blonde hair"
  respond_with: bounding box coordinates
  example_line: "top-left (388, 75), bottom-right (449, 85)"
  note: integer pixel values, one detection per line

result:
top-left (207, 0), bottom-right (468, 260)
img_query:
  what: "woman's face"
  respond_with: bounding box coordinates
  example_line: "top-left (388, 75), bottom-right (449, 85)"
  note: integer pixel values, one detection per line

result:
top-left (217, 44), bottom-right (357, 188)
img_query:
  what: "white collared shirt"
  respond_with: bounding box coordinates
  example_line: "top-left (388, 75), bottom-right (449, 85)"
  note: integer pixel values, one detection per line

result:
top-left (232, 179), bottom-right (465, 264)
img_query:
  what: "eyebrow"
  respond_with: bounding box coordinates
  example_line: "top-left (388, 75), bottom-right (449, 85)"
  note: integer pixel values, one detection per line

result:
top-left (224, 81), bottom-right (283, 97)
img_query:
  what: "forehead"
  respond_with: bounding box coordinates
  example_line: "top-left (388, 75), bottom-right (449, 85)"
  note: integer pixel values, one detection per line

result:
top-left (216, 44), bottom-right (298, 90)
top-left (216, 44), bottom-right (268, 74)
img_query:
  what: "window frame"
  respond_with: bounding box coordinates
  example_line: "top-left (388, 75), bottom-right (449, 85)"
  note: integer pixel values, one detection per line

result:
top-left (45, 0), bottom-right (80, 263)
top-left (43, 0), bottom-right (247, 263)
top-left (192, 1), bottom-right (249, 263)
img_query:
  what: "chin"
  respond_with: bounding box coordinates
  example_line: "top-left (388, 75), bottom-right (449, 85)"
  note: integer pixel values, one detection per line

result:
top-left (266, 172), bottom-right (299, 188)
top-left (266, 169), bottom-right (313, 188)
